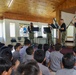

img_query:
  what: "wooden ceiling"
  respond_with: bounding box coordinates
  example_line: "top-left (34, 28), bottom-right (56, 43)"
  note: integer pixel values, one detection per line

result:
top-left (63, 6), bottom-right (76, 14)
top-left (0, 0), bottom-right (76, 23)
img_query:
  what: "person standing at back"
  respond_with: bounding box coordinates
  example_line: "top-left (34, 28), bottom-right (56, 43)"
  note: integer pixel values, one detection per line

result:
top-left (60, 19), bottom-right (66, 47)
top-left (19, 39), bottom-right (31, 62)
top-left (49, 43), bottom-right (63, 73)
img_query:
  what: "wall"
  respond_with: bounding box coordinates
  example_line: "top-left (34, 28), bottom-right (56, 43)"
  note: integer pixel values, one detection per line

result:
top-left (3, 19), bottom-right (49, 45)
top-left (0, 20), bottom-right (3, 42)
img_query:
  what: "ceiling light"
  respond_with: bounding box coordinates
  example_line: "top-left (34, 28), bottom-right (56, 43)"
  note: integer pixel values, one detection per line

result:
top-left (8, 0), bottom-right (13, 7)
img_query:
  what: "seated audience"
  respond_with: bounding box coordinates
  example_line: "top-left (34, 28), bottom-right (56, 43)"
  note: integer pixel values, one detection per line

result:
top-left (34, 50), bottom-right (51, 75)
top-left (13, 43), bottom-right (22, 62)
top-left (0, 46), bottom-right (12, 61)
top-left (56, 53), bottom-right (76, 75)
top-left (19, 39), bottom-right (31, 62)
top-left (12, 59), bottom-right (20, 75)
top-left (15, 60), bottom-right (42, 75)
top-left (0, 57), bottom-right (12, 75)
top-left (23, 46), bottom-right (34, 63)
top-left (0, 46), bottom-right (20, 75)
top-left (73, 46), bottom-right (76, 69)
top-left (43, 44), bottom-right (50, 66)
top-left (49, 43), bottom-right (63, 72)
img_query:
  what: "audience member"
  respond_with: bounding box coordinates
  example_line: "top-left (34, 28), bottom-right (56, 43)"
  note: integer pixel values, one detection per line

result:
top-left (23, 46), bottom-right (34, 63)
top-left (15, 60), bottom-right (42, 75)
top-left (0, 46), bottom-right (18, 75)
top-left (0, 46), bottom-right (12, 61)
top-left (56, 53), bottom-right (76, 75)
top-left (73, 46), bottom-right (76, 69)
top-left (34, 50), bottom-right (51, 75)
top-left (13, 43), bottom-right (22, 62)
top-left (43, 44), bottom-right (50, 66)
top-left (19, 39), bottom-right (31, 62)
top-left (49, 43), bottom-right (63, 72)
top-left (0, 57), bottom-right (12, 75)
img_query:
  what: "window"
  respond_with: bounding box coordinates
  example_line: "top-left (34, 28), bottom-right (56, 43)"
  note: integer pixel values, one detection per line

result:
top-left (67, 26), bottom-right (74, 37)
top-left (53, 29), bottom-right (56, 38)
top-left (34, 25), bottom-right (38, 37)
top-left (19, 24), bottom-right (28, 37)
top-left (0, 23), bottom-right (2, 37)
top-left (10, 23), bottom-right (15, 37)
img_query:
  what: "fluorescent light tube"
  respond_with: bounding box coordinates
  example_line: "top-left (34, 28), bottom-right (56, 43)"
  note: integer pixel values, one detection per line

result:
top-left (8, 0), bottom-right (13, 7)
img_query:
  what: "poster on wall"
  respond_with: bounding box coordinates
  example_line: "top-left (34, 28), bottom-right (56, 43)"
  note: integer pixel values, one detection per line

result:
top-left (19, 23), bottom-right (29, 37)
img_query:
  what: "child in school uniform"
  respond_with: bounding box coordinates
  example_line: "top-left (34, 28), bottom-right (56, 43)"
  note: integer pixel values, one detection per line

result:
top-left (56, 53), bottom-right (76, 75)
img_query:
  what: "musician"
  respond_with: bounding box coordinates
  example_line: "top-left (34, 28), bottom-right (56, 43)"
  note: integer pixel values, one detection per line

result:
top-left (74, 21), bottom-right (76, 46)
top-left (28, 22), bottom-right (34, 44)
top-left (47, 24), bottom-right (53, 46)
top-left (60, 19), bottom-right (66, 47)
top-left (73, 18), bottom-right (76, 46)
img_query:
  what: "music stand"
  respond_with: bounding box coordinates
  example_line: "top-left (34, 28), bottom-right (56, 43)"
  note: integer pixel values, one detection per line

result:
top-left (33, 27), bottom-right (39, 31)
top-left (44, 27), bottom-right (51, 33)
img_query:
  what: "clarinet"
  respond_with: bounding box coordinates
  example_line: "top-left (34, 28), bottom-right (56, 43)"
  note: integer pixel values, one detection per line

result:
top-left (53, 18), bottom-right (60, 29)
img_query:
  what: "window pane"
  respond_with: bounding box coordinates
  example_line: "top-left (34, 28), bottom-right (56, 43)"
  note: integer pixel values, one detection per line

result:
top-left (34, 25), bottom-right (38, 37)
top-left (67, 26), bottom-right (74, 37)
top-left (53, 29), bottom-right (56, 38)
top-left (0, 23), bottom-right (2, 37)
top-left (10, 23), bottom-right (15, 37)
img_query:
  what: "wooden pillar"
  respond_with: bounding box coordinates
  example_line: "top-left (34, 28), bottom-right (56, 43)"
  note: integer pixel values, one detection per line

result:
top-left (56, 10), bottom-right (61, 43)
